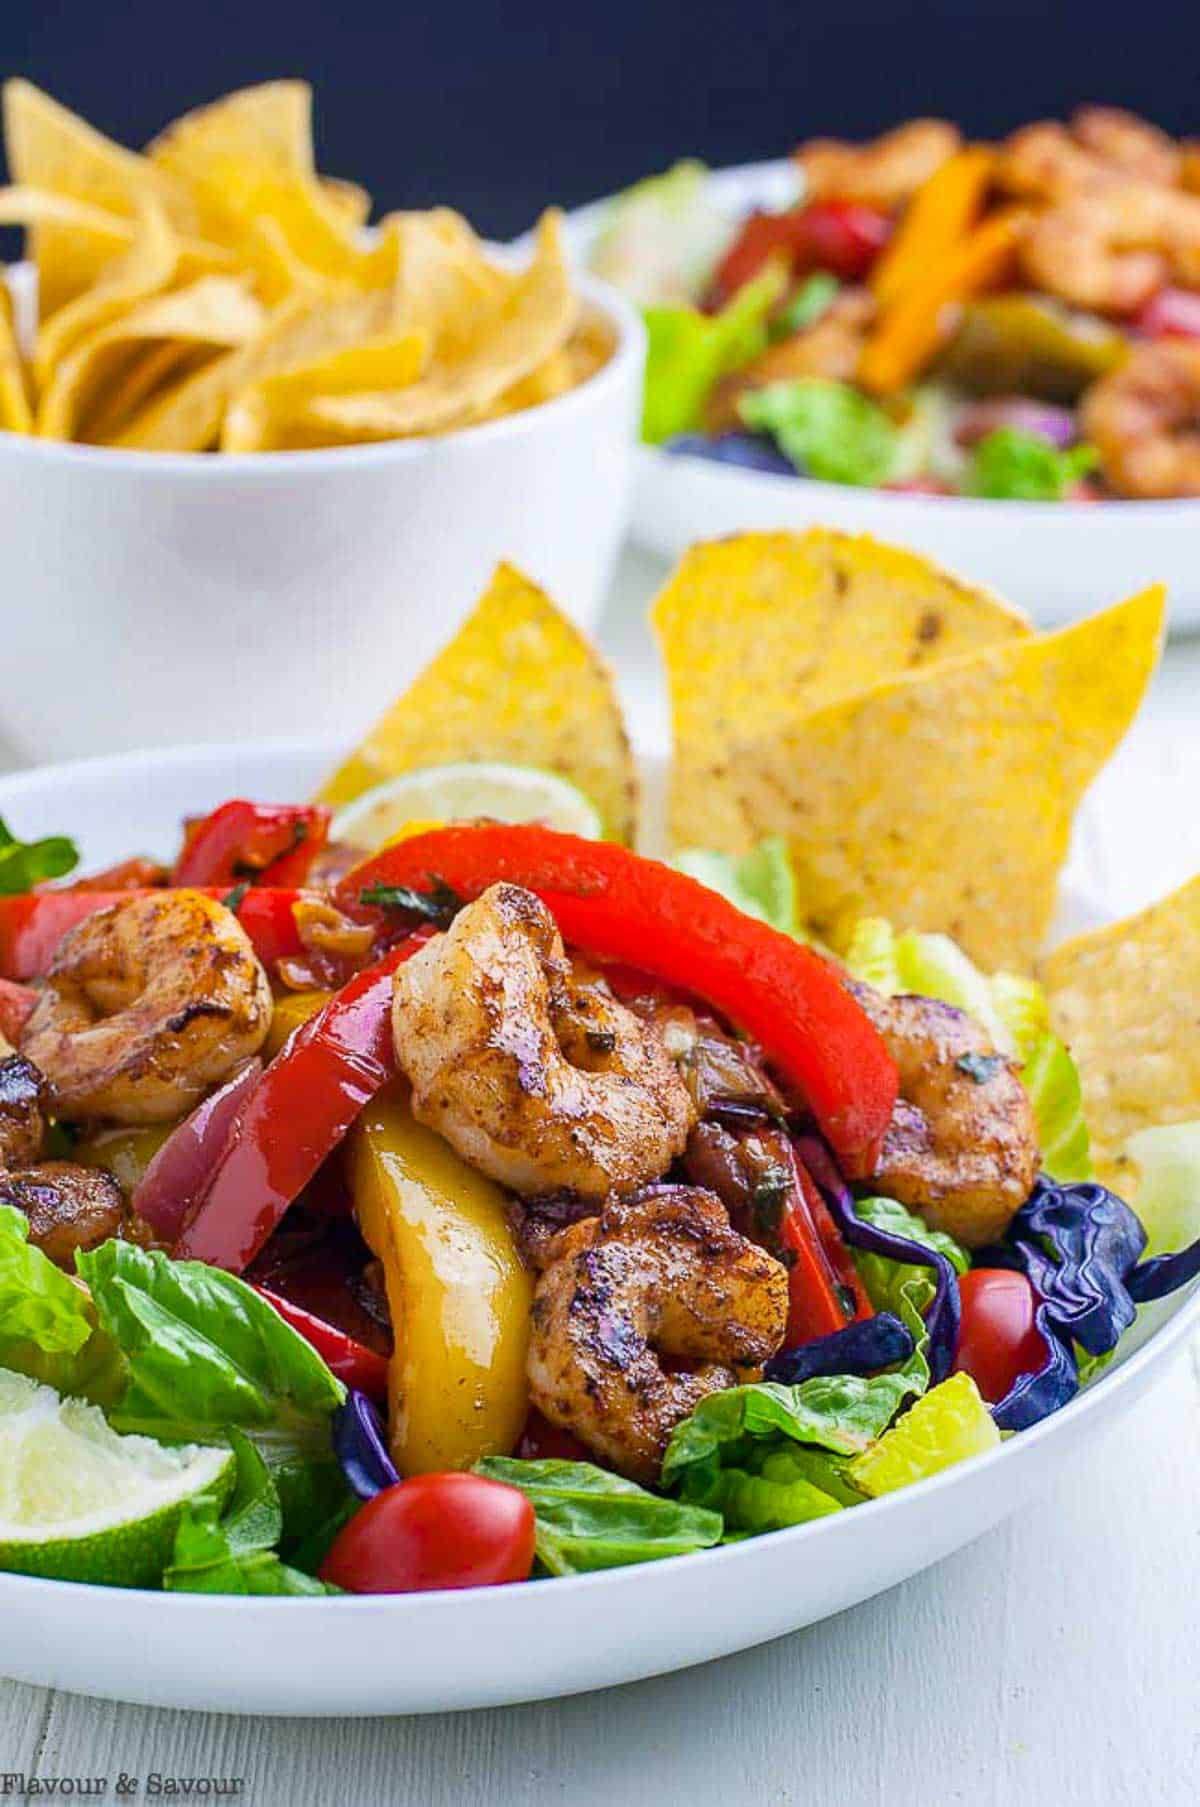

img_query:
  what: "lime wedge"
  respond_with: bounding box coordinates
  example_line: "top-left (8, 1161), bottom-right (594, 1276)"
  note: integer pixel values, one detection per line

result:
top-left (330, 761), bottom-right (604, 851)
top-left (849, 1372), bottom-right (999, 1498)
top-left (0, 1370), bottom-right (233, 1586)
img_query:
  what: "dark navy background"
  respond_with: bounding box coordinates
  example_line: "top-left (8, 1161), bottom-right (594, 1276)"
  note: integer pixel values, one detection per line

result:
top-left (3, 0), bottom-right (1196, 236)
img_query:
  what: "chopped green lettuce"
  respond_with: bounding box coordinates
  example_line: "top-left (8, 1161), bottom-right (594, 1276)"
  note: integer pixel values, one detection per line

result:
top-left (739, 378), bottom-right (899, 486)
top-left (642, 265), bottom-right (785, 443)
top-left (770, 271), bottom-right (840, 338)
top-left (965, 428), bottom-right (1099, 501)
top-left (673, 834), bottom-right (800, 935)
top-left (475, 1457), bottom-right (722, 1575)
top-left (840, 918), bottom-right (1092, 1181)
top-left (1122, 1122), bottom-right (1200, 1259)
top-left (0, 1204), bottom-right (123, 1400)
top-left (589, 160), bottom-right (732, 307)
top-left (164, 1431), bottom-right (335, 1597)
top-left (0, 818), bottom-right (78, 893)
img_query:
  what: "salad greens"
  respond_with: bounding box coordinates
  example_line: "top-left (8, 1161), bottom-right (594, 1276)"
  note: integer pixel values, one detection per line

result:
top-left (0, 817), bottom-right (78, 893)
top-left (770, 271), bottom-right (840, 338)
top-left (673, 835), bottom-right (799, 935)
top-left (965, 428), bottom-right (1099, 501)
top-left (739, 379), bottom-right (899, 487)
top-left (589, 160), bottom-right (730, 308)
top-left (642, 266), bottom-right (784, 444)
top-left (0, 1204), bottom-right (123, 1401)
top-left (1121, 1124), bottom-right (1200, 1259)
top-left (165, 1432), bottom-right (336, 1597)
top-left (475, 1457), bottom-right (722, 1575)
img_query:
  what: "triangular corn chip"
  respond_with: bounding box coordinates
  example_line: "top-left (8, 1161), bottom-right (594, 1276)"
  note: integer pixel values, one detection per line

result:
top-left (221, 331), bottom-right (429, 450)
top-left (37, 277), bottom-right (264, 441)
top-left (674, 584), bottom-right (1163, 969)
top-left (0, 284), bottom-right (32, 433)
top-left (317, 562), bottom-right (637, 843)
top-left (33, 196), bottom-right (179, 387)
top-left (1041, 875), bottom-right (1200, 1187)
top-left (2, 79), bottom-right (193, 315)
top-left (657, 531), bottom-right (1030, 847)
top-left (147, 81), bottom-right (316, 176)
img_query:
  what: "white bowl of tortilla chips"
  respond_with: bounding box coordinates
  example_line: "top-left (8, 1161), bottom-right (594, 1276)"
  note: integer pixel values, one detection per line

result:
top-left (0, 81), bottom-right (643, 763)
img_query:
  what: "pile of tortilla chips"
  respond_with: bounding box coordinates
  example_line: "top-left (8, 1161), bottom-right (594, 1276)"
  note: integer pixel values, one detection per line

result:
top-left (653, 529), bottom-right (1165, 969)
top-left (0, 80), bottom-right (609, 450)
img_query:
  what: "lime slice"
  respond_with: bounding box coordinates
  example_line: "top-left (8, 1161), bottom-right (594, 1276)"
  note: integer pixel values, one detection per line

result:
top-left (331, 761), bottom-right (604, 851)
top-left (849, 1372), bottom-right (999, 1499)
top-left (0, 1370), bottom-right (233, 1586)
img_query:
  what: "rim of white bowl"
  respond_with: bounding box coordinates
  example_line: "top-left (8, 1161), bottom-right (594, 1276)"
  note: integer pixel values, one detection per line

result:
top-left (0, 735), bottom-right (1196, 1612)
top-left (0, 266), bottom-right (645, 479)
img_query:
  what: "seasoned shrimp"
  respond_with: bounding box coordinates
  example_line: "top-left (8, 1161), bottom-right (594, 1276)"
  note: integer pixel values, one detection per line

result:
top-left (1071, 107), bottom-right (1181, 189)
top-left (796, 120), bottom-right (961, 210)
top-left (392, 884), bottom-right (694, 1199)
top-left (854, 988), bottom-right (1039, 1247)
top-left (0, 1052), bottom-right (47, 1169)
top-left (997, 121), bottom-right (1106, 201)
top-left (0, 1163), bottom-right (126, 1268)
top-left (527, 1189), bottom-right (788, 1483)
top-left (1020, 171), bottom-right (1200, 314)
top-left (1082, 341), bottom-right (1200, 498)
top-left (21, 891), bottom-right (271, 1124)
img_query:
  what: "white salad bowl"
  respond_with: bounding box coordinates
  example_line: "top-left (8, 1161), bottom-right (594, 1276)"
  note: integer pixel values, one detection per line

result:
top-left (565, 161), bottom-right (1200, 631)
top-left (0, 267), bottom-right (644, 765)
top-left (0, 737), bottom-right (1197, 1716)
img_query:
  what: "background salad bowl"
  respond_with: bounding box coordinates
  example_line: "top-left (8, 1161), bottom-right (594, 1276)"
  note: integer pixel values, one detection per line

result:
top-left (564, 161), bottom-right (1200, 630)
top-left (0, 736), bottom-right (1196, 1717)
top-left (0, 265), bottom-right (643, 767)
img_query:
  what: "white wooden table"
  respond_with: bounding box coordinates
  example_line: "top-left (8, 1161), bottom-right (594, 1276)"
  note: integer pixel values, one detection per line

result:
top-left (3, 547), bottom-right (1199, 1805)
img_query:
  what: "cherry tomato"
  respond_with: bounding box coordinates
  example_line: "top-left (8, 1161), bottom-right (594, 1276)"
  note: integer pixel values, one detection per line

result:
top-left (319, 1473), bottom-right (536, 1594)
top-left (953, 1268), bottom-right (1047, 1404)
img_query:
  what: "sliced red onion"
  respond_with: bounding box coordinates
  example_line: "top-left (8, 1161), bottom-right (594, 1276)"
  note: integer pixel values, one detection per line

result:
top-left (132, 1058), bottom-right (262, 1242)
top-left (333, 1391), bottom-right (400, 1499)
top-left (955, 398), bottom-right (1078, 450)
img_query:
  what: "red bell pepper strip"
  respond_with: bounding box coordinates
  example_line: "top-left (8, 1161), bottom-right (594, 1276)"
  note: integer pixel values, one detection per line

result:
top-left (174, 801), bottom-right (330, 889)
top-left (709, 200), bottom-right (891, 305)
top-left (0, 886), bottom-right (304, 981)
top-left (174, 931), bottom-right (433, 1272)
top-left (784, 1147), bottom-right (872, 1344)
top-left (252, 1285), bottom-right (390, 1398)
top-left (67, 856), bottom-right (168, 891)
top-left (337, 826), bottom-right (898, 1179)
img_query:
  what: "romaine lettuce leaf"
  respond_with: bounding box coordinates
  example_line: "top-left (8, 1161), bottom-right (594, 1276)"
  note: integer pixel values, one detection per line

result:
top-left (739, 378), bottom-right (899, 486)
top-left (589, 160), bottom-right (732, 307)
top-left (0, 818), bottom-right (78, 893)
top-left (164, 1431), bottom-right (335, 1597)
top-left (840, 917), bottom-right (1092, 1181)
top-left (0, 1204), bottom-right (123, 1400)
top-left (475, 1456), bottom-right (722, 1576)
top-left (1120, 1122), bottom-right (1200, 1260)
top-left (965, 428), bottom-right (1098, 501)
top-left (642, 265), bottom-right (785, 443)
top-left (850, 1195), bottom-right (970, 1395)
top-left (673, 835), bottom-right (800, 935)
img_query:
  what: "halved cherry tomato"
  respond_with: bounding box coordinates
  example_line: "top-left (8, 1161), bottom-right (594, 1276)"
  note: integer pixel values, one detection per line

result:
top-left (174, 801), bottom-right (330, 889)
top-left (319, 1473), bottom-right (536, 1594)
top-left (952, 1268), bottom-right (1047, 1404)
top-left (337, 825), bottom-right (897, 1179)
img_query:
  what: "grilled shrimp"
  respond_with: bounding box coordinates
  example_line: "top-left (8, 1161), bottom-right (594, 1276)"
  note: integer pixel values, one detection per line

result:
top-left (796, 120), bottom-right (961, 210)
top-left (1021, 180), bottom-right (1200, 315)
top-left (855, 988), bottom-right (1039, 1247)
top-left (1082, 341), bottom-right (1200, 498)
top-left (527, 1189), bottom-right (788, 1483)
top-left (0, 1052), bottom-right (47, 1170)
top-left (391, 884), bottom-right (695, 1199)
top-left (21, 891), bottom-right (272, 1124)
top-left (1071, 107), bottom-right (1182, 189)
top-left (0, 1163), bottom-right (126, 1268)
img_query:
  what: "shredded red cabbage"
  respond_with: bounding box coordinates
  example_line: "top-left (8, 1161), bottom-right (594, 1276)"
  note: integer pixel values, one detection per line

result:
top-left (332, 1390), bottom-right (399, 1500)
top-left (795, 1134), bottom-right (961, 1384)
top-left (765, 1311), bottom-right (914, 1385)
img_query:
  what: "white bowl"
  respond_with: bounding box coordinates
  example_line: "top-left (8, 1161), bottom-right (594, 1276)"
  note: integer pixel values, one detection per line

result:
top-left (0, 269), bottom-right (644, 764)
top-left (0, 736), bottom-right (1196, 1716)
top-left (566, 161), bottom-right (1200, 630)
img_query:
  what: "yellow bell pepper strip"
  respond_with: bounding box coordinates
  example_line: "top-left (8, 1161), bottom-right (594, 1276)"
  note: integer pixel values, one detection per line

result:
top-left (869, 146), bottom-right (996, 311)
top-left (73, 1123), bottom-right (174, 1197)
top-left (350, 1083), bottom-right (533, 1475)
top-left (265, 987), bottom-right (333, 1060)
top-left (858, 207), bottom-right (1031, 396)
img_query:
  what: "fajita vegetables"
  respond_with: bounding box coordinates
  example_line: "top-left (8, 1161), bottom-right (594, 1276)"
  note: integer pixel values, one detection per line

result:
top-left (590, 112), bottom-right (1200, 500)
top-left (0, 80), bottom-right (610, 451)
top-left (0, 544), bottom-right (1197, 1598)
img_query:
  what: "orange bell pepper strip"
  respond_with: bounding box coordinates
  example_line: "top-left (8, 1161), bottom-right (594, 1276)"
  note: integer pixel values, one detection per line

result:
top-left (336, 824), bottom-right (899, 1181)
top-left (858, 206), bottom-right (1031, 395)
top-left (869, 145), bottom-right (996, 310)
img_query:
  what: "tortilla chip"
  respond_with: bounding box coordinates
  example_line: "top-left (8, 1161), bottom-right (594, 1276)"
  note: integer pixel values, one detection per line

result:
top-left (33, 196), bottom-right (180, 388)
top-left (221, 332), bottom-right (429, 451)
top-left (1040, 875), bottom-right (1200, 1187)
top-left (321, 176), bottom-right (372, 229)
top-left (292, 210), bottom-right (576, 441)
top-left (0, 284), bottom-right (32, 433)
top-left (37, 277), bottom-right (264, 441)
top-left (147, 81), bottom-right (316, 176)
top-left (81, 339), bottom-right (212, 443)
top-left (317, 562), bottom-right (637, 842)
top-left (2, 80), bottom-right (193, 316)
top-left (657, 532), bottom-right (1030, 838)
top-left (677, 584), bottom-right (1163, 969)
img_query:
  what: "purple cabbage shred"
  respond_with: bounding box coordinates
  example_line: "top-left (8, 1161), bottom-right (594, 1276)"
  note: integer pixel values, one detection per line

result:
top-left (332, 1390), bottom-right (400, 1500)
top-left (765, 1311), bottom-right (914, 1385)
